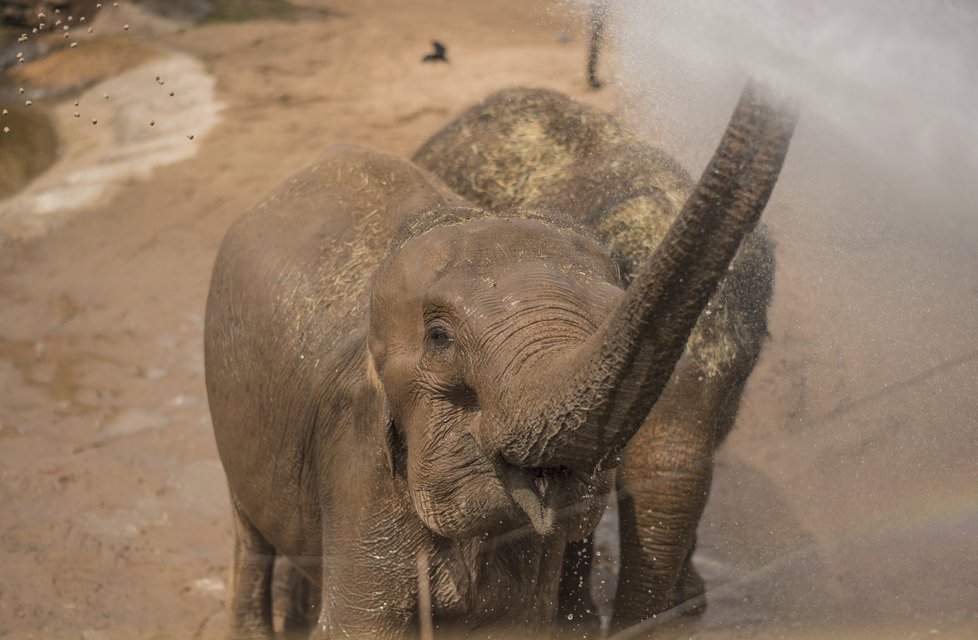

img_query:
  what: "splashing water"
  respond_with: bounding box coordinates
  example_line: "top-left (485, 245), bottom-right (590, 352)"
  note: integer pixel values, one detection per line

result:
top-left (603, 0), bottom-right (978, 248)
top-left (578, 1), bottom-right (978, 635)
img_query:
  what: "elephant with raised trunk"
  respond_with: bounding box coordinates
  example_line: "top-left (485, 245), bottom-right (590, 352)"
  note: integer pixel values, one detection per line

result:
top-left (204, 82), bottom-right (795, 638)
top-left (413, 86), bottom-right (780, 631)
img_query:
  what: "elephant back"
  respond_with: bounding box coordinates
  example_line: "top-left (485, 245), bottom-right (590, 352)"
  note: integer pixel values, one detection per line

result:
top-left (209, 144), bottom-right (467, 358)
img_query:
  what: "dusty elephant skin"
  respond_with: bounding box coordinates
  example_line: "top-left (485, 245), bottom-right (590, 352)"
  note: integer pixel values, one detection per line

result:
top-left (204, 82), bottom-right (795, 638)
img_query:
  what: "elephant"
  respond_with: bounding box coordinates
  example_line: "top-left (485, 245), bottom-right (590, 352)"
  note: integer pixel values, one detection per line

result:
top-left (412, 87), bottom-right (779, 631)
top-left (204, 81), bottom-right (795, 638)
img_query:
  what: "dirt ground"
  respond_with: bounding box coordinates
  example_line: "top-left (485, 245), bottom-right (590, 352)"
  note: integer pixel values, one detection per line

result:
top-left (1, 1), bottom-right (976, 639)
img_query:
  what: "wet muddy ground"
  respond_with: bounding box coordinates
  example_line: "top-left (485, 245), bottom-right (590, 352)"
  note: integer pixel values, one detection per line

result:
top-left (1, 1), bottom-right (976, 639)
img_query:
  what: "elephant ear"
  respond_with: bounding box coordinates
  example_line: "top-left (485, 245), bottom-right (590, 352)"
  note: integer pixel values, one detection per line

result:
top-left (366, 352), bottom-right (399, 480)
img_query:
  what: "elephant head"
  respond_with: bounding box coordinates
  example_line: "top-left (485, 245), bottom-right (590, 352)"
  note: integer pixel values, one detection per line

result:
top-left (367, 81), bottom-right (796, 542)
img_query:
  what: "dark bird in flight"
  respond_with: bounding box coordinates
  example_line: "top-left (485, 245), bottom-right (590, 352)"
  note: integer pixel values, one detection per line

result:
top-left (422, 41), bottom-right (448, 63)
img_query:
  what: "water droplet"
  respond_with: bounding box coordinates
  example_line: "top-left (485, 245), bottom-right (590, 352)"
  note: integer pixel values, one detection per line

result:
top-left (24, 100), bottom-right (32, 106)
top-left (169, 91), bottom-right (174, 97)
top-left (2, 127), bottom-right (9, 134)
top-left (123, 24), bottom-right (130, 31)
top-left (149, 120), bottom-right (155, 126)
top-left (92, 118), bottom-right (98, 125)
top-left (566, 614), bottom-right (574, 621)
top-left (187, 134), bottom-right (194, 140)
top-left (74, 112), bottom-right (80, 118)
top-left (70, 42), bottom-right (78, 48)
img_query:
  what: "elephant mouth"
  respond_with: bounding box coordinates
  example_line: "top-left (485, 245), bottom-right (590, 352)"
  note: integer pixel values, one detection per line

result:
top-left (506, 466), bottom-right (569, 537)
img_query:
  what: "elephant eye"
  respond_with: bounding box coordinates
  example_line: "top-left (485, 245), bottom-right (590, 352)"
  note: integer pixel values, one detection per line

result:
top-left (425, 325), bottom-right (452, 349)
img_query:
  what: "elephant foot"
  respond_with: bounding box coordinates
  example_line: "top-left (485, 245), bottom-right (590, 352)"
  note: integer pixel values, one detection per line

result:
top-left (274, 558), bottom-right (321, 639)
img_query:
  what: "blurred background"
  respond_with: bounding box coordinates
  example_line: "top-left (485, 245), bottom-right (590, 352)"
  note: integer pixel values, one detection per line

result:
top-left (1, 1), bottom-right (976, 638)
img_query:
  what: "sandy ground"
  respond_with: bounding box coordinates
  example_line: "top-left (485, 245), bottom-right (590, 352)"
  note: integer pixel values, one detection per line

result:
top-left (1, 1), bottom-right (976, 639)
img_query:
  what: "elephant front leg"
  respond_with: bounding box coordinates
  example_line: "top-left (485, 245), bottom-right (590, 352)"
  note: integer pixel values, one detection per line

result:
top-left (613, 460), bottom-right (712, 632)
top-left (610, 361), bottom-right (719, 632)
top-left (227, 494), bottom-right (276, 639)
top-left (311, 517), bottom-right (425, 639)
top-left (275, 558), bottom-right (321, 639)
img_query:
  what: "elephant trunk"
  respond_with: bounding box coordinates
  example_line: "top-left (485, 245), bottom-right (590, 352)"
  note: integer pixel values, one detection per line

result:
top-left (488, 81), bottom-right (797, 473)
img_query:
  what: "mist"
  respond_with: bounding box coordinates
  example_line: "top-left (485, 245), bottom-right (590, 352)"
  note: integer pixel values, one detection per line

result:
top-left (583, 1), bottom-right (978, 636)
top-left (607, 0), bottom-right (978, 246)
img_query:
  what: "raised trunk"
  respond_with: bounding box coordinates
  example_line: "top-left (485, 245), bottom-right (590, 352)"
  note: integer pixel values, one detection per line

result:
top-left (484, 81), bottom-right (797, 473)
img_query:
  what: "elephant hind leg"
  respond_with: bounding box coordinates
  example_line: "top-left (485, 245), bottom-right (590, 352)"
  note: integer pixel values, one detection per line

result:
top-left (227, 494), bottom-right (276, 639)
